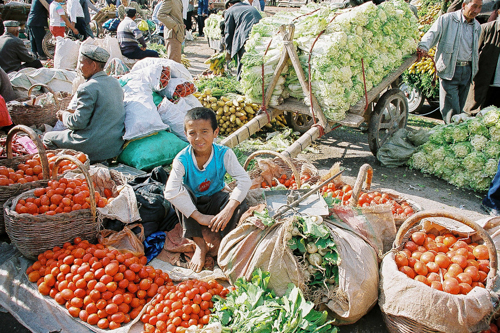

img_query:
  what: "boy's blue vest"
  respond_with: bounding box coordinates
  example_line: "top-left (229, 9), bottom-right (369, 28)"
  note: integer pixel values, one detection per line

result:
top-left (176, 143), bottom-right (229, 198)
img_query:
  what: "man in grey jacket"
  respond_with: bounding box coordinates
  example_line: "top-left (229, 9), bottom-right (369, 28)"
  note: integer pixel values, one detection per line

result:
top-left (43, 45), bottom-right (126, 162)
top-left (417, 0), bottom-right (482, 123)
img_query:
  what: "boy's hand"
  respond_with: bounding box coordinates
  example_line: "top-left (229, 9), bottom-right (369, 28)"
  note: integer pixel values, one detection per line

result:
top-left (209, 200), bottom-right (239, 233)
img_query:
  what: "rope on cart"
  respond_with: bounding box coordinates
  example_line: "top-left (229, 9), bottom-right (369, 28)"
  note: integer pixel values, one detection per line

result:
top-left (259, 37), bottom-right (274, 123)
top-left (361, 58), bottom-right (369, 114)
top-left (306, 14), bottom-right (339, 138)
top-left (291, 8), bottom-right (321, 22)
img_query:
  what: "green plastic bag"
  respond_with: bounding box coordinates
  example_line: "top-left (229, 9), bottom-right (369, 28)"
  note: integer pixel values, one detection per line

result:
top-left (152, 92), bottom-right (163, 107)
top-left (118, 131), bottom-right (188, 171)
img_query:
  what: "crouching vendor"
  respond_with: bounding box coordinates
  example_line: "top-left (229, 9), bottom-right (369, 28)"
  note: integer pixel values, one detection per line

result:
top-left (43, 45), bottom-right (126, 163)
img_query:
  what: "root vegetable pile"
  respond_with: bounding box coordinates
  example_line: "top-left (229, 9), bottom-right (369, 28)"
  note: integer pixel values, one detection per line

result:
top-left (396, 231), bottom-right (490, 295)
top-left (140, 279), bottom-right (229, 333)
top-left (26, 238), bottom-right (172, 330)
top-left (0, 152), bottom-right (87, 186)
top-left (15, 177), bottom-right (111, 215)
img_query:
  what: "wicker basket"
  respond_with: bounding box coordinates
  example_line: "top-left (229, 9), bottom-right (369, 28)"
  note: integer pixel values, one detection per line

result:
top-left (4, 155), bottom-right (98, 260)
top-left (228, 150), bottom-right (320, 190)
top-left (349, 163), bottom-right (421, 224)
top-left (381, 211), bottom-right (499, 333)
top-left (0, 125), bottom-right (51, 234)
top-left (8, 84), bottom-right (72, 127)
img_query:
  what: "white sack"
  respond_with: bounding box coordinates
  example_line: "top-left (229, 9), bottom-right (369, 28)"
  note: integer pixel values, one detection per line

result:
top-left (54, 37), bottom-right (81, 70)
top-left (157, 95), bottom-right (201, 141)
top-left (163, 77), bottom-right (192, 99)
top-left (9, 68), bottom-right (76, 96)
top-left (121, 64), bottom-right (168, 141)
top-left (77, 37), bottom-right (124, 69)
top-left (131, 58), bottom-right (192, 81)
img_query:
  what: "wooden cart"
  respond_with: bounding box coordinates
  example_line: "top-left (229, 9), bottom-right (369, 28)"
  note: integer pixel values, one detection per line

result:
top-left (221, 24), bottom-right (416, 159)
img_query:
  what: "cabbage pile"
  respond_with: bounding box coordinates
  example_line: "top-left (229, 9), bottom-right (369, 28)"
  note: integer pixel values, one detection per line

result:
top-left (240, 0), bottom-right (419, 121)
top-left (409, 107), bottom-right (500, 192)
top-left (204, 14), bottom-right (224, 40)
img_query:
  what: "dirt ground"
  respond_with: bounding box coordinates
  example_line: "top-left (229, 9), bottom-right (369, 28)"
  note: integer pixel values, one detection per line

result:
top-left (0, 6), bottom-right (492, 332)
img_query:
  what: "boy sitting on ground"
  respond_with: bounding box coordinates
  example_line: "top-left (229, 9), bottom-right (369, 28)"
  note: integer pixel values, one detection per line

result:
top-left (164, 107), bottom-right (251, 273)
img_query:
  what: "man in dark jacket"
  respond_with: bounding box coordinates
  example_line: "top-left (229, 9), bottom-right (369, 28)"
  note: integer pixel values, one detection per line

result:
top-left (0, 21), bottom-right (42, 73)
top-left (224, 0), bottom-right (261, 80)
top-left (26, 0), bottom-right (51, 60)
top-left (465, 11), bottom-right (500, 112)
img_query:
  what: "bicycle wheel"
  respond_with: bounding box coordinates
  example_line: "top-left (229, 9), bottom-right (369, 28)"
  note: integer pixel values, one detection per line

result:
top-left (42, 30), bottom-right (56, 59)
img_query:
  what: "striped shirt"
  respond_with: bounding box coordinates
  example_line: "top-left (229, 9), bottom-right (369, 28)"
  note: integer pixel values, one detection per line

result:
top-left (457, 11), bottom-right (474, 62)
top-left (117, 17), bottom-right (146, 53)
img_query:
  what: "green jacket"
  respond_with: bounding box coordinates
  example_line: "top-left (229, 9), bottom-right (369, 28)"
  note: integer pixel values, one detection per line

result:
top-left (43, 71), bottom-right (126, 162)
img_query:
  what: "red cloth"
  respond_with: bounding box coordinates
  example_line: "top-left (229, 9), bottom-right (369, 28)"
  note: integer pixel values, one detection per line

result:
top-left (50, 26), bottom-right (65, 38)
top-left (0, 95), bottom-right (12, 127)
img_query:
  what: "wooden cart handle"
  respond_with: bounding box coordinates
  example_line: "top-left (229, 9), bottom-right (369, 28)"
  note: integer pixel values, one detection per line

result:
top-left (243, 150), bottom-right (301, 188)
top-left (6, 125), bottom-right (50, 180)
top-left (27, 84), bottom-right (61, 110)
top-left (350, 163), bottom-right (373, 206)
top-left (395, 210), bottom-right (498, 290)
top-left (52, 155), bottom-right (97, 220)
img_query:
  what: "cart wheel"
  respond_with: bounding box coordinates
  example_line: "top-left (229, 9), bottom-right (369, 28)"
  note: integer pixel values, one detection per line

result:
top-left (191, 15), bottom-right (198, 32)
top-left (42, 30), bottom-right (56, 59)
top-left (368, 88), bottom-right (408, 156)
top-left (399, 82), bottom-right (424, 113)
top-left (149, 34), bottom-right (165, 45)
top-left (89, 20), bottom-right (100, 38)
top-left (287, 112), bottom-right (315, 134)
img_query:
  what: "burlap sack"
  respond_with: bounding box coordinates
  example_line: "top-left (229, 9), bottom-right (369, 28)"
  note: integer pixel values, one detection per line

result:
top-left (379, 215), bottom-right (499, 333)
top-left (218, 206), bottom-right (379, 324)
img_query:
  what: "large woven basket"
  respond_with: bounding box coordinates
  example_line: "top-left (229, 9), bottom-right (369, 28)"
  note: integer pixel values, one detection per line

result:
top-left (381, 211), bottom-right (499, 333)
top-left (0, 125), bottom-right (51, 234)
top-left (349, 163), bottom-right (421, 224)
top-left (8, 84), bottom-right (72, 127)
top-left (228, 150), bottom-right (320, 190)
top-left (4, 155), bottom-right (98, 260)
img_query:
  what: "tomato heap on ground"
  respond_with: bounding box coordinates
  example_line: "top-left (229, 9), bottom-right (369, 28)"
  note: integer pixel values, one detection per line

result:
top-left (15, 177), bottom-right (113, 215)
top-left (0, 152), bottom-right (87, 186)
top-left (396, 231), bottom-right (490, 294)
top-left (141, 279), bottom-right (229, 333)
top-left (261, 173), bottom-right (312, 190)
top-left (26, 237), bottom-right (171, 330)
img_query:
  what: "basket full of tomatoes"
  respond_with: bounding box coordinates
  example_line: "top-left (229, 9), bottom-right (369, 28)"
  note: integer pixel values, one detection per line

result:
top-left (379, 211), bottom-right (498, 333)
top-left (0, 125), bottom-right (89, 235)
top-left (4, 155), bottom-right (100, 260)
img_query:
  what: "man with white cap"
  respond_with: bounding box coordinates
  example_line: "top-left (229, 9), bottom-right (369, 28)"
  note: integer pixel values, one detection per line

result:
top-left (43, 45), bottom-right (126, 162)
top-left (0, 20), bottom-right (43, 73)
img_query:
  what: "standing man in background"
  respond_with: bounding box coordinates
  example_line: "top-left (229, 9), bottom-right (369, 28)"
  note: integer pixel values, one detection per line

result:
top-left (224, 0), bottom-right (261, 80)
top-left (465, 9), bottom-right (500, 112)
top-left (198, 0), bottom-right (208, 37)
top-left (26, 0), bottom-right (51, 60)
top-left (417, 0), bottom-right (482, 123)
top-left (158, 0), bottom-right (184, 62)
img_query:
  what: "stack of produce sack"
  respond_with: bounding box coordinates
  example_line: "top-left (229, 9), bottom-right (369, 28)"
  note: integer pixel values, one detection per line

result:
top-left (409, 107), bottom-right (500, 192)
top-left (240, 0), bottom-right (419, 121)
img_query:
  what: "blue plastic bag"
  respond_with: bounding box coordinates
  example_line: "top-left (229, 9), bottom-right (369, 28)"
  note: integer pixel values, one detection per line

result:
top-left (144, 231), bottom-right (166, 263)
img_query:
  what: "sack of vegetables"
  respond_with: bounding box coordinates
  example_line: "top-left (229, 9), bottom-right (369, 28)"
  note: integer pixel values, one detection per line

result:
top-left (379, 211), bottom-right (499, 333)
top-left (218, 204), bottom-right (379, 324)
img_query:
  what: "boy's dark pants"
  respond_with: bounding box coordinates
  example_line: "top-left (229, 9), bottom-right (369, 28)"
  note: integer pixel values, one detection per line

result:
top-left (182, 190), bottom-right (248, 239)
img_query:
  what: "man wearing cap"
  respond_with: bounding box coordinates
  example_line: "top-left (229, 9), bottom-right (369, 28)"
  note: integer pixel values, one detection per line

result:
top-left (0, 21), bottom-right (43, 74)
top-left (224, 0), bottom-right (261, 80)
top-left (117, 7), bottom-right (159, 59)
top-left (417, 0), bottom-right (482, 123)
top-left (43, 45), bottom-right (126, 162)
top-left (158, 0), bottom-right (184, 62)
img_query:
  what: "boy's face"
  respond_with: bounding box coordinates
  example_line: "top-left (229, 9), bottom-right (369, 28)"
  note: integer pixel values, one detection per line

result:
top-left (185, 119), bottom-right (219, 154)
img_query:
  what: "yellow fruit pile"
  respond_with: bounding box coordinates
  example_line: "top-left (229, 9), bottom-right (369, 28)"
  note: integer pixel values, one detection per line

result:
top-left (204, 53), bottom-right (226, 76)
top-left (418, 4), bottom-right (441, 26)
top-left (408, 47), bottom-right (436, 75)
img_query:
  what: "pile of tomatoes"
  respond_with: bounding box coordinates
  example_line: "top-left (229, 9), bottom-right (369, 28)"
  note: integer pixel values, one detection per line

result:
top-left (396, 231), bottom-right (490, 295)
top-left (26, 237), bottom-right (172, 330)
top-left (0, 152), bottom-right (87, 186)
top-left (15, 177), bottom-right (112, 216)
top-left (261, 173), bottom-right (312, 190)
top-left (141, 279), bottom-right (229, 333)
top-left (320, 181), bottom-right (415, 219)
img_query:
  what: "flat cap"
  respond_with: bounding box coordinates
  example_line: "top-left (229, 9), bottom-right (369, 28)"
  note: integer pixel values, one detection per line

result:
top-left (80, 44), bottom-right (110, 63)
top-left (225, 0), bottom-right (240, 9)
top-left (4, 20), bottom-right (20, 27)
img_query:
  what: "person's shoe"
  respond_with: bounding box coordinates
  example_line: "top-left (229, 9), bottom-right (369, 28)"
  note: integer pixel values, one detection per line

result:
top-left (481, 203), bottom-right (500, 217)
